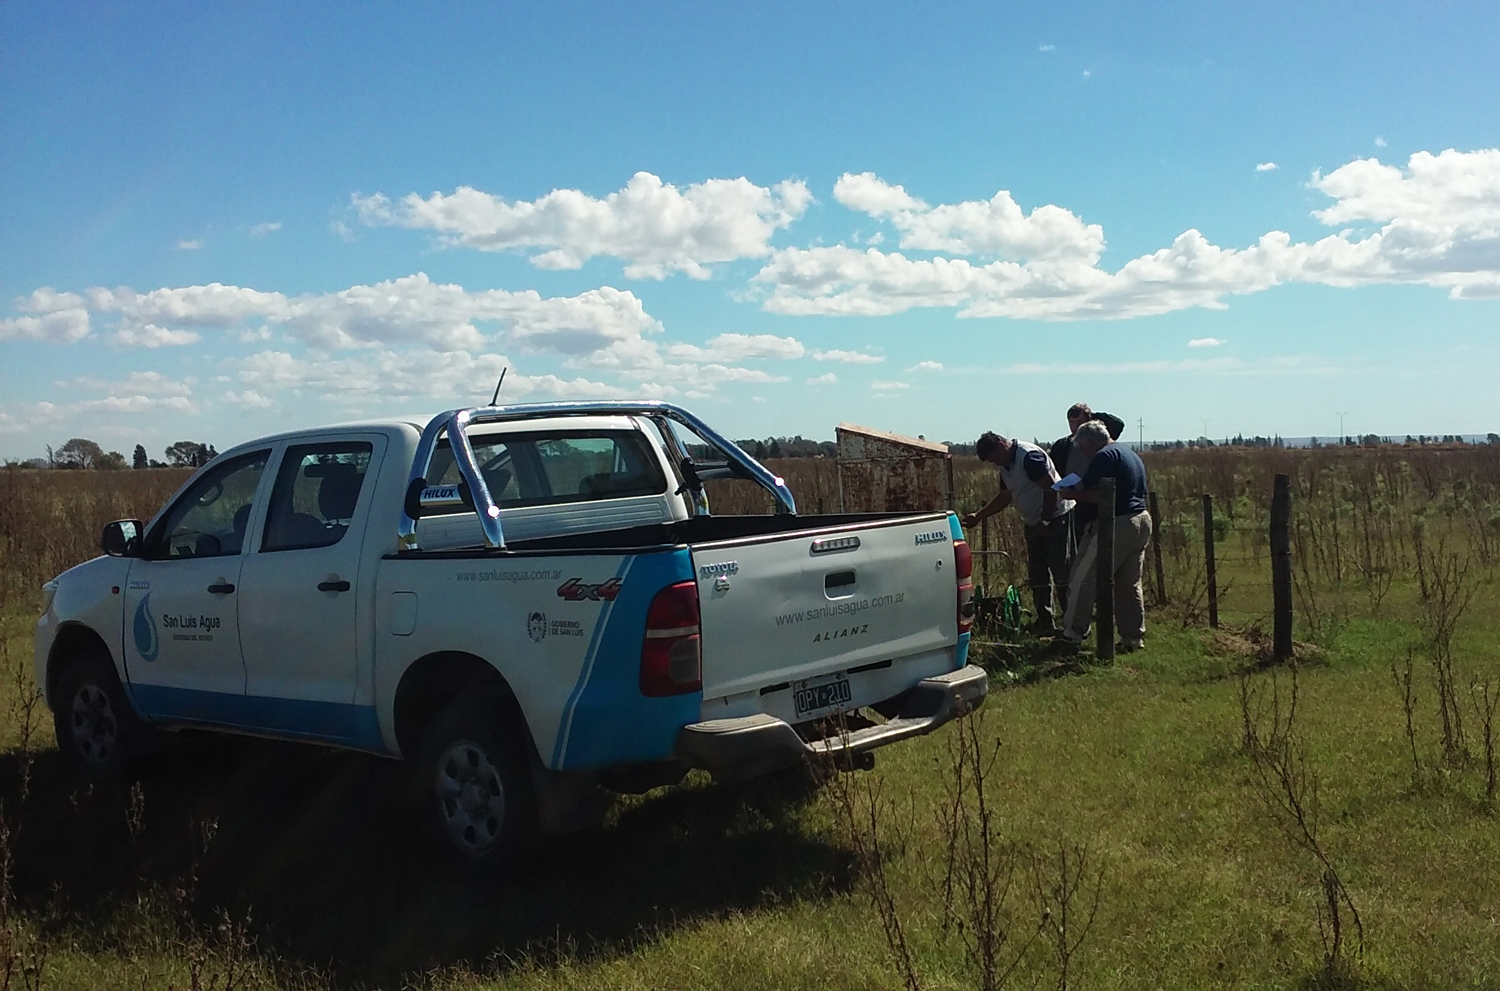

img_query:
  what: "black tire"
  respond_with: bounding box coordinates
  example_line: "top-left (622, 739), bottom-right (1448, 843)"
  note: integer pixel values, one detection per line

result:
top-left (53, 655), bottom-right (144, 778)
top-left (413, 693), bottom-right (537, 875)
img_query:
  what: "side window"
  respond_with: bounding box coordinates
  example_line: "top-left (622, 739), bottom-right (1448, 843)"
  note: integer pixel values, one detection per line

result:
top-left (262, 442), bottom-right (373, 552)
top-left (150, 451), bottom-right (269, 559)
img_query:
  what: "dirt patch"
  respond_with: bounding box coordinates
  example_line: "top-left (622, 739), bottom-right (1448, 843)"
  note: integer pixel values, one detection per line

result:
top-left (1208, 627), bottom-right (1323, 667)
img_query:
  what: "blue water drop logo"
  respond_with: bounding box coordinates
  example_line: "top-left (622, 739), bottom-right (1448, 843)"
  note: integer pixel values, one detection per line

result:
top-left (133, 593), bottom-right (159, 662)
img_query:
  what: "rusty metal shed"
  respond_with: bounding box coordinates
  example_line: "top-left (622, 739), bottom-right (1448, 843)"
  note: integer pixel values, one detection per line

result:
top-left (835, 422), bottom-right (954, 513)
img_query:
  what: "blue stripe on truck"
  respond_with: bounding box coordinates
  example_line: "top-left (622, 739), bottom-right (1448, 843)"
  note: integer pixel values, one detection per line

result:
top-left (557, 547), bottom-right (701, 770)
top-left (551, 554), bottom-right (634, 766)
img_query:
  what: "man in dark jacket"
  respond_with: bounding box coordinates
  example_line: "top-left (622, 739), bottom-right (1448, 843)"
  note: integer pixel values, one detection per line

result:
top-left (1049, 403), bottom-right (1126, 483)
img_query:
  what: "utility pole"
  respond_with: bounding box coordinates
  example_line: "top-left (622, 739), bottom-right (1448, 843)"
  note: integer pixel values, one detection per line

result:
top-left (1336, 411), bottom-right (1349, 444)
top-left (1137, 417), bottom-right (1144, 449)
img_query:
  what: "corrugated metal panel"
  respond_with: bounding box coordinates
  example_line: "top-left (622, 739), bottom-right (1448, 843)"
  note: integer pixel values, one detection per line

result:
top-left (835, 423), bottom-right (954, 513)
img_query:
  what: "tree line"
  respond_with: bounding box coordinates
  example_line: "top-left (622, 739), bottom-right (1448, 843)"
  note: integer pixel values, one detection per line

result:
top-left (2, 439), bottom-right (219, 470)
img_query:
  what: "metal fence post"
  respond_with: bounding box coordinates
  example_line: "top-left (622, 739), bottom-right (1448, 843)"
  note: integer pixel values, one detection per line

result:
top-left (1097, 478), bottom-right (1116, 660)
top-left (981, 515), bottom-right (990, 594)
top-left (1271, 474), bottom-right (1293, 660)
top-left (1203, 493), bottom-right (1219, 629)
top-left (1149, 490), bottom-right (1167, 606)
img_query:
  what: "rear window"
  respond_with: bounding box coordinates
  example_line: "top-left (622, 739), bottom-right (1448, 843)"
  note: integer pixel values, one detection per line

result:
top-left (425, 429), bottom-right (666, 511)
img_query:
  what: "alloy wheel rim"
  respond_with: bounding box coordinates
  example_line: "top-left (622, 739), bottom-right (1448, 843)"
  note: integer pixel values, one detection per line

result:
top-left (70, 681), bottom-right (119, 767)
top-left (434, 739), bottom-right (507, 857)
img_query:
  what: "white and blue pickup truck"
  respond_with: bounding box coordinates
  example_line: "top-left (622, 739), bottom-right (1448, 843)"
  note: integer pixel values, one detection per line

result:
top-left (35, 401), bottom-right (986, 870)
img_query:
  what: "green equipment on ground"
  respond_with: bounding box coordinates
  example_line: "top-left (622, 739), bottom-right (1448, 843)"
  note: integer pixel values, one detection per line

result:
top-left (1000, 584), bottom-right (1024, 639)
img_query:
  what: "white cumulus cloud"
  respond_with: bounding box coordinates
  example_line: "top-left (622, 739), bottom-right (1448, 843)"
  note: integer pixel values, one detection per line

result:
top-left (112, 324), bottom-right (203, 348)
top-left (249, 221), bottom-right (282, 237)
top-left (756, 149), bottom-right (1500, 320)
top-left (353, 172), bottom-right (813, 280)
top-left (177, 239), bottom-right (203, 250)
top-left (909, 360), bottom-right (944, 371)
top-left (664, 333), bottom-right (805, 363)
top-left (807, 372), bottom-right (838, 385)
top-left (1187, 337), bottom-right (1226, 348)
top-left (833, 172), bottom-right (1104, 262)
top-left (237, 349), bottom-right (625, 405)
top-left (812, 348), bottom-right (884, 364)
top-left (1256, 162), bottom-right (1278, 172)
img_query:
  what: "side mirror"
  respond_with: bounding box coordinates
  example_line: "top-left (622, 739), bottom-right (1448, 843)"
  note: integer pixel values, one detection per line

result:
top-left (101, 519), bottom-right (144, 557)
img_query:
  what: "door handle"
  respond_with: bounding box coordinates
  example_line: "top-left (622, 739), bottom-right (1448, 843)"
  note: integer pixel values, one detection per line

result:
top-left (207, 582), bottom-right (236, 594)
top-left (318, 580), bottom-right (352, 593)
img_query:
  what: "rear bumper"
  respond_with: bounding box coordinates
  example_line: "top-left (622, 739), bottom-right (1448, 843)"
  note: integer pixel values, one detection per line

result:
top-left (674, 665), bottom-right (988, 781)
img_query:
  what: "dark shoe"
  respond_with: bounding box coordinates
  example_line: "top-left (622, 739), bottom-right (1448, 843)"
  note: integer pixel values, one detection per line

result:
top-left (1116, 640), bottom-right (1144, 654)
top-left (1050, 637), bottom-right (1083, 657)
top-left (1030, 620), bottom-right (1059, 638)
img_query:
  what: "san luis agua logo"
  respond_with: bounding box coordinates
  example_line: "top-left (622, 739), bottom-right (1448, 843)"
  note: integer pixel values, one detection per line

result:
top-left (133, 593), bottom-right (160, 662)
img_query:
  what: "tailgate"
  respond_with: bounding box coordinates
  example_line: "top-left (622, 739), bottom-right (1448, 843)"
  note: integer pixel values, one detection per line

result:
top-left (693, 514), bottom-right (959, 699)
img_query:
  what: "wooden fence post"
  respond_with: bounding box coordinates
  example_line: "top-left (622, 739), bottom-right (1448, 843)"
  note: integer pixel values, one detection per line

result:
top-left (1097, 478), bottom-right (1116, 660)
top-left (1203, 493), bottom-right (1219, 629)
top-left (1149, 491), bottom-right (1167, 606)
top-left (1271, 473), bottom-right (1293, 660)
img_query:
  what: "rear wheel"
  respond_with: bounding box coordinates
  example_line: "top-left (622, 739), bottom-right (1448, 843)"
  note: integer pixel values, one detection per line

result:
top-left (414, 695), bottom-right (536, 874)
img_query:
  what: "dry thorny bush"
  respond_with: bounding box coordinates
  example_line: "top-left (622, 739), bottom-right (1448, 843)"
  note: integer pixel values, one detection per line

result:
top-left (824, 709), bottom-right (1103, 991)
top-left (0, 631), bottom-right (48, 991)
top-left (0, 628), bottom-right (268, 991)
top-left (1238, 664), bottom-right (1363, 985)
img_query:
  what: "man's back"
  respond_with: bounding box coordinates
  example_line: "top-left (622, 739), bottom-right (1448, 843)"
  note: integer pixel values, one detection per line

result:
top-left (1080, 443), bottom-right (1149, 521)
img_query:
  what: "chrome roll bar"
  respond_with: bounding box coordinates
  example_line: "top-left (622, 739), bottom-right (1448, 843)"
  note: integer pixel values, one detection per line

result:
top-left (397, 401), bottom-right (797, 551)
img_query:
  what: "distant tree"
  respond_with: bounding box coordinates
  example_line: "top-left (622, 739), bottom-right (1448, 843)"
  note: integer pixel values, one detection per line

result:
top-left (99, 450), bottom-right (128, 470)
top-left (165, 440), bottom-right (217, 468)
top-left (55, 437), bottom-right (105, 469)
top-left (132, 444), bottom-right (149, 469)
top-left (1488, 433), bottom-right (1500, 446)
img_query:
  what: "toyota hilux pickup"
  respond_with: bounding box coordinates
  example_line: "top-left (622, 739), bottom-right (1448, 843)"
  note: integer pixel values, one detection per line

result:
top-left (35, 401), bottom-right (986, 870)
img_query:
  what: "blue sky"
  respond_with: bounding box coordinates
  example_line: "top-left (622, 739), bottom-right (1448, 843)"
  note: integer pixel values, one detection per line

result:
top-left (3, 1), bottom-right (1499, 460)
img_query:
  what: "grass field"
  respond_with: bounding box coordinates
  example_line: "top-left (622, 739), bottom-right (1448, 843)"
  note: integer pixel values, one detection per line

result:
top-left (2, 448), bottom-right (1499, 990)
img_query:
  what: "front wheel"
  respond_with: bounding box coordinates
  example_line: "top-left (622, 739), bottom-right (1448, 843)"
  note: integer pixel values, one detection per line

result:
top-left (54, 657), bottom-right (140, 777)
top-left (414, 696), bottom-right (536, 874)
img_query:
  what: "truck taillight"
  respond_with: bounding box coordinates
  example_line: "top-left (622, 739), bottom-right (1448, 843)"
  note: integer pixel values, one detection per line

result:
top-left (640, 580), bottom-right (702, 696)
top-left (954, 539), bottom-right (975, 634)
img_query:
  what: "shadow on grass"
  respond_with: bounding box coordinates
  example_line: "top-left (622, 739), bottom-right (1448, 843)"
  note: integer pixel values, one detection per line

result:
top-left (0, 737), bottom-right (852, 986)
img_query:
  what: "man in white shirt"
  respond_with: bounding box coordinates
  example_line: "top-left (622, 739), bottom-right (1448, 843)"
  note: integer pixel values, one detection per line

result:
top-left (962, 431), bottom-right (1074, 635)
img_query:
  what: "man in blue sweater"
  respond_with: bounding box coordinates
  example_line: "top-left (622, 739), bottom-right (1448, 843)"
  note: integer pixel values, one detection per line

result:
top-left (1056, 419), bottom-right (1153, 653)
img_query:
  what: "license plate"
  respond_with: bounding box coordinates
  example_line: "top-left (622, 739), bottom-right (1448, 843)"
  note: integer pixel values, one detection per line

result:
top-left (794, 677), bottom-right (852, 717)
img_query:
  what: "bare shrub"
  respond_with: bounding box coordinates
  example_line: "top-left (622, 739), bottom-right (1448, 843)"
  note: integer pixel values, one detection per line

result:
top-left (1472, 675), bottom-right (1499, 807)
top-left (1028, 839), bottom-right (1104, 991)
top-left (0, 633), bottom-right (48, 991)
top-left (1413, 525), bottom-right (1477, 766)
top-left (1238, 663), bottom-right (1363, 982)
top-left (1391, 648), bottom-right (1424, 788)
top-left (936, 712), bottom-right (1039, 991)
top-left (823, 754), bottom-right (923, 991)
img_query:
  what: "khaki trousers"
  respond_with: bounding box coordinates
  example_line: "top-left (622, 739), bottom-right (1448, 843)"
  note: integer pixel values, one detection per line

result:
top-left (1061, 510), bottom-right (1153, 645)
